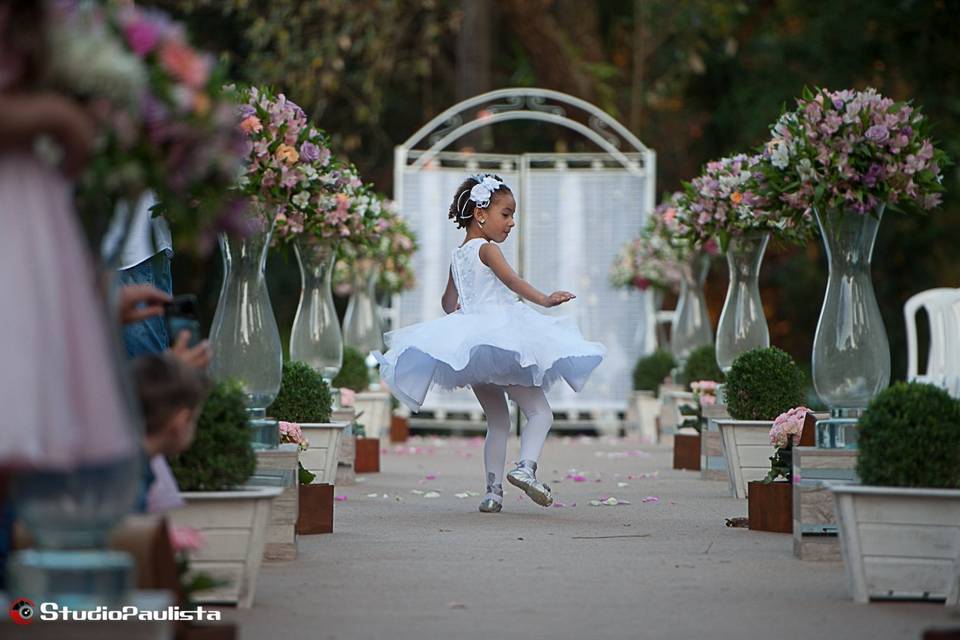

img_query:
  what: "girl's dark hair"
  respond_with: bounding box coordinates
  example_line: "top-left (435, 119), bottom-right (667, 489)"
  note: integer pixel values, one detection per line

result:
top-left (133, 354), bottom-right (211, 436)
top-left (447, 173), bottom-right (512, 229)
top-left (0, 1), bottom-right (49, 89)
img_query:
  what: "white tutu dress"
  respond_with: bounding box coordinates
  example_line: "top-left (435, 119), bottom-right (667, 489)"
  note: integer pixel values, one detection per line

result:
top-left (375, 237), bottom-right (606, 412)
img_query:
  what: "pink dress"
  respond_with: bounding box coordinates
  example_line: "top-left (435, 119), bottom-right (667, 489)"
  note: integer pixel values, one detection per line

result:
top-left (0, 35), bottom-right (136, 470)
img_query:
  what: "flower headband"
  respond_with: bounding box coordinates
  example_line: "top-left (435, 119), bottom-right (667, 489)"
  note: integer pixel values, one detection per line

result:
top-left (457, 174), bottom-right (504, 219)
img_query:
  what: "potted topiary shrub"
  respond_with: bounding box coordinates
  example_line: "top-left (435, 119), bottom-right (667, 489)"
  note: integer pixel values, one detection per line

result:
top-left (717, 347), bottom-right (805, 498)
top-left (168, 380), bottom-right (282, 608)
top-left (269, 361), bottom-right (344, 485)
top-left (680, 345), bottom-right (725, 388)
top-left (269, 362), bottom-right (345, 536)
top-left (628, 350), bottom-right (677, 442)
top-left (831, 383), bottom-right (960, 603)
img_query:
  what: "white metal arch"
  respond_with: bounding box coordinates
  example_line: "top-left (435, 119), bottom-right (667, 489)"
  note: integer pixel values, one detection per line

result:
top-left (392, 88), bottom-right (657, 430)
top-left (400, 87), bottom-right (652, 155)
top-left (409, 110), bottom-right (645, 178)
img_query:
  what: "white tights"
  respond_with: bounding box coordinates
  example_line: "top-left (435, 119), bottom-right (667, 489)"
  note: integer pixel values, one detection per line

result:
top-left (472, 384), bottom-right (553, 498)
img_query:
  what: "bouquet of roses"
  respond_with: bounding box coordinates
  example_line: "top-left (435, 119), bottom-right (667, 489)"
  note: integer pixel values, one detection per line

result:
top-left (675, 154), bottom-right (810, 252)
top-left (47, 1), bottom-right (247, 254)
top-left (759, 87), bottom-right (949, 223)
top-left (765, 406), bottom-right (812, 482)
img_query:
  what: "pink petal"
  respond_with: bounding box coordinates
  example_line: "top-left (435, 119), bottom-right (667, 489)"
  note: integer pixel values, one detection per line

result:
top-left (642, 496), bottom-right (660, 504)
top-left (335, 495), bottom-right (348, 502)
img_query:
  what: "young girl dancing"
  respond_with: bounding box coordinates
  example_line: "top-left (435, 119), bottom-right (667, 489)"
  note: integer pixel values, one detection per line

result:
top-left (375, 174), bottom-right (605, 513)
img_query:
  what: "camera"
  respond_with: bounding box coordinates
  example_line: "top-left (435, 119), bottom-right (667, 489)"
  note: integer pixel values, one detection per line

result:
top-left (164, 294), bottom-right (202, 348)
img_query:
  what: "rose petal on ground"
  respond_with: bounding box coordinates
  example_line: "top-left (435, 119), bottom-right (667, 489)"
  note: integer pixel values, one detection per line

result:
top-left (617, 482), bottom-right (629, 488)
top-left (335, 495), bottom-right (348, 502)
top-left (454, 493), bottom-right (470, 499)
top-left (426, 474), bottom-right (437, 480)
top-left (642, 496), bottom-right (660, 503)
top-left (366, 493), bottom-right (379, 498)
top-left (411, 489), bottom-right (425, 495)
top-left (424, 491), bottom-right (441, 498)
top-left (589, 500), bottom-right (602, 506)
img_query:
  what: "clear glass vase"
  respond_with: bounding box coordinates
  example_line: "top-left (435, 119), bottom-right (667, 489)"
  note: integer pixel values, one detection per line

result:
top-left (208, 219), bottom-right (283, 412)
top-left (290, 239), bottom-right (343, 385)
top-left (343, 264), bottom-right (385, 358)
top-left (670, 251), bottom-right (713, 364)
top-left (715, 232), bottom-right (770, 372)
top-left (812, 206), bottom-right (890, 417)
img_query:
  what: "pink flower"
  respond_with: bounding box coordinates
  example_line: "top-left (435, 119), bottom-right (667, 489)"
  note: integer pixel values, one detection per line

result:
top-left (340, 388), bottom-right (356, 407)
top-left (124, 19), bottom-right (161, 56)
top-left (169, 525), bottom-right (205, 553)
top-left (279, 421), bottom-right (305, 446)
top-left (159, 39), bottom-right (210, 89)
top-left (240, 115), bottom-right (263, 134)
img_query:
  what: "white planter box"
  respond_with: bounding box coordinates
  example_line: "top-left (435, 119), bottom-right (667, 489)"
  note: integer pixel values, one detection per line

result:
top-left (658, 389), bottom-right (696, 436)
top-left (625, 390), bottom-right (659, 442)
top-left (253, 444), bottom-right (300, 562)
top-left (354, 390), bottom-right (392, 439)
top-left (717, 419), bottom-right (775, 499)
top-left (300, 422), bottom-right (348, 485)
top-left (169, 485), bottom-right (282, 608)
top-left (831, 484), bottom-right (960, 603)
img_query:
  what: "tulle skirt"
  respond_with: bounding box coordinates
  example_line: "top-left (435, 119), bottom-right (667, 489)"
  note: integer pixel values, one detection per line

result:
top-left (375, 302), bottom-right (605, 412)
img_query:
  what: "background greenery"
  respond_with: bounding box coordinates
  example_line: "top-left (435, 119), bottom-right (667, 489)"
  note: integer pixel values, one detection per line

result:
top-left (150, 0), bottom-right (960, 383)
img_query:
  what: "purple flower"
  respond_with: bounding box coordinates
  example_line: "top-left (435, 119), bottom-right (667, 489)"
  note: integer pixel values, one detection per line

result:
top-left (238, 104), bottom-right (257, 119)
top-left (299, 141), bottom-right (321, 162)
top-left (865, 124), bottom-right (889, 143)
top-left (862, 163), bottom-right (884, 188)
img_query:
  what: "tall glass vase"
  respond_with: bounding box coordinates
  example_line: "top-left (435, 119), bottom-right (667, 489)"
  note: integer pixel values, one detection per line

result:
top-left (715, 233), bottom-right (770, 372)
top-left (812, 206), bottom-right (890, 446)
top-left (290, 239), bottom-right (343, 385)
top-left (344, 266), bottom-right (385, 357)
top-left (670, 251), bottom-right (713, 365)
top-left (209, 219), bottom-right (283, 417)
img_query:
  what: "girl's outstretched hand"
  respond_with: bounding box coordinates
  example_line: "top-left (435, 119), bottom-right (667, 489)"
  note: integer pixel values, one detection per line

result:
top-left (544, 291), bottom-right (576, 307)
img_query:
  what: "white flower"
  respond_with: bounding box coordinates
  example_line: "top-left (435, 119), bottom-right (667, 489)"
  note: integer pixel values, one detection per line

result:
top-left (797, 158), bottom-right (816, 182)
top-left (771, 141), bottom-right (790, 169)
top-left (300, 165), bottom-right (318, 181)
top-left (292, 191), bottom-right (310, 209)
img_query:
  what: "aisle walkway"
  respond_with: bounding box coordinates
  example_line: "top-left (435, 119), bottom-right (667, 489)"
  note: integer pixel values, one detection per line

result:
top-left (230, 435), bottom-right (956, 639)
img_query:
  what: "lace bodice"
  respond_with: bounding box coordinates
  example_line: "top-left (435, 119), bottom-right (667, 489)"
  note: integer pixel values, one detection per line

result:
top-left (451, 238), bottom-right (519, 311)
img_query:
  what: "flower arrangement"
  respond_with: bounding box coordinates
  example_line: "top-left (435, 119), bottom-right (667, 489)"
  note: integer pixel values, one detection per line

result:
top-left (760, 87), bottom-right (949, 222)
top-left (279, 421), bottom-right (308, 451)
top-left (765, 406), bottom-right (812, 482)
top-left (690, 380), bottom-right (719, 407)
top-left (47, 2), bottom-right (247, 251)
top-left (610, 195), bottom-right (686, 292)
top-left (235, 85), bottom-right (355, 237)
top-left (335, 197), bottom-right (418, 297)
top-left (279, 420), bottom-right (317, 485)
top-left (168, 524), bottom-right (225, 605)
top-left (675, 154), bottom-right (809, 251)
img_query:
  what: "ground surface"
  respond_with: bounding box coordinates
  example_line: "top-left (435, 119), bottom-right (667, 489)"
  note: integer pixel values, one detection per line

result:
top-left (228, 434), bottom-right (958, 640)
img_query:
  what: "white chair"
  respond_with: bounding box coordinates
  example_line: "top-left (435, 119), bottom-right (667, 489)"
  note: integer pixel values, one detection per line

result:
top-left (904, 288), bottom-right (960, 393)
